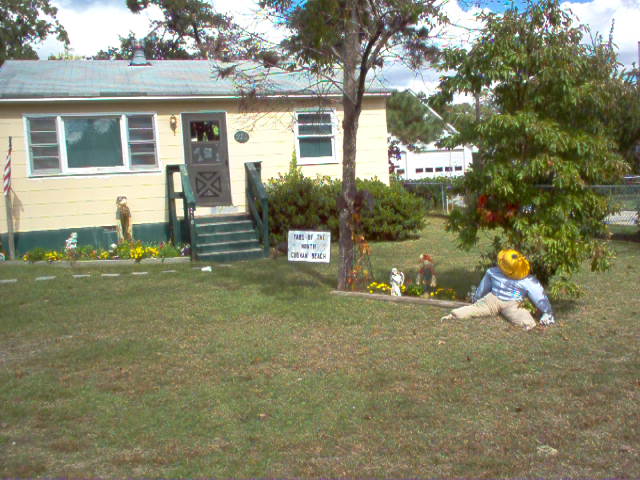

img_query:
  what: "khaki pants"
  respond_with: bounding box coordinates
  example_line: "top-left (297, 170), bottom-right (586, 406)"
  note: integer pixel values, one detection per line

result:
top-left (450, 293), bottom-right (536, 329)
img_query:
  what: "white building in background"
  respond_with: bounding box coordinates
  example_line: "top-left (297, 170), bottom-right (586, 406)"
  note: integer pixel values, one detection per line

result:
top-left (390, 92), bottom-right (475, 180)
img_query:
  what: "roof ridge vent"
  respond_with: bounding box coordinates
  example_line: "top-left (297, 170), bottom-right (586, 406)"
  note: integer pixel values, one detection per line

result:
top-left (129, 40), bottom-right (150, 67)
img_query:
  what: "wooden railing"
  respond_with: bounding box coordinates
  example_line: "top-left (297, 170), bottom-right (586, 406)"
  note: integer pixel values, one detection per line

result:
top-left (245, 162), bottom-right (270, 257)
top-left (166, 164), bottom-right (197, 260)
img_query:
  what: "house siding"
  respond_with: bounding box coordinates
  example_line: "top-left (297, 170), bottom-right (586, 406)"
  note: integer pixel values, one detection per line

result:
top-left (0, 96), bottom-right (389, 247)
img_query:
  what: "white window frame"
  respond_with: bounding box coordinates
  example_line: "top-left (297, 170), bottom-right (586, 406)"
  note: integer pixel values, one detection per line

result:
top-left (294, 110), bottom-right (338, 165)
top-left (24, 112), bottom-right (160, 177)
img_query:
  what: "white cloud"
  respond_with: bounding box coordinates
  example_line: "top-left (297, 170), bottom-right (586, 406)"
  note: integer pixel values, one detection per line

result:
top-left (36, 0), bottom-right (162, 58)
top-left (562, 0), bottom-right (640, 68)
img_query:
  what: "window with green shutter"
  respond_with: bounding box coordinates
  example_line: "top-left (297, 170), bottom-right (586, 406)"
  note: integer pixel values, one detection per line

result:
top-left (295, 111), bottom-right (336, 164)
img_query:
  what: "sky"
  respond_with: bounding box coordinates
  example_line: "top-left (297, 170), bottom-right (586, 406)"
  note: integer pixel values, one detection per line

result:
top-left (34, 0), bottom-right (640, 94)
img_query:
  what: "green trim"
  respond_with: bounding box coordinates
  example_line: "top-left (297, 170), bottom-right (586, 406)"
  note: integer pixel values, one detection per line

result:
top-left (0, 222), bottom-right (186, 256)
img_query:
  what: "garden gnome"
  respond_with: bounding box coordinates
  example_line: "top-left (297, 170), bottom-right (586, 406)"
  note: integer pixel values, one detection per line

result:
top-left (64, 232), bottom-right (78, 252)
top-left (416, 253), bottom-right (437, 288)
top-left (440, 249), bottom-right (555, 330)
top-left (116, 196), bottom-right (133, 243)
top-left (390, 267), bottom-right (405, 296)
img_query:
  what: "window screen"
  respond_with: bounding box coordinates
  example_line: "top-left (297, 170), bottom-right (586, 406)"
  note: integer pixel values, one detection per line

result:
top-left (28, 117), bottom-right (60, 172)
top-left (64, 117), bottom-right (123, 168)
top-left (416, 168), bottom-right (424, 173)
top-left (128, 115), bottom-right (157, 166)
top-left (297, 112), bottom-right (334, 159)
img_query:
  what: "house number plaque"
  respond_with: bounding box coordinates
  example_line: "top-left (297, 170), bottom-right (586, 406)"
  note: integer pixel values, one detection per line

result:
top-left (234, 131), bottom-right (249, 143)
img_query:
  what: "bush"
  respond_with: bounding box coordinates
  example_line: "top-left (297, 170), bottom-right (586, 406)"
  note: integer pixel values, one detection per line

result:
top-left (266, 167), bottom-right (340, 245)
top-left (358, 178), bottom-right (427, 241)
top-left (266, 169), bottom-right (427, 244)
top-left (23, 247), bottom-right (46, 262)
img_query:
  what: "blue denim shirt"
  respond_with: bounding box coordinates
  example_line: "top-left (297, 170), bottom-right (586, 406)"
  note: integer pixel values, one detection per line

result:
top-left (473, 267), bottom-right (553, 314)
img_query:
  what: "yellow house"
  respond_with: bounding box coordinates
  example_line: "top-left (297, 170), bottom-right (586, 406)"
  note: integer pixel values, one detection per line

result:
top-left (0, 53), bottom-right (391, 260)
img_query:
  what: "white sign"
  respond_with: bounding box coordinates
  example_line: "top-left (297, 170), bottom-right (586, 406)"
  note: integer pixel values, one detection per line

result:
top-left (288, 230), bottom-right (331, 263)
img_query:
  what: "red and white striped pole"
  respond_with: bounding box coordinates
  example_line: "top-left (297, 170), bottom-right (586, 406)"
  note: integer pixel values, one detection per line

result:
top-left (3, 137), bottom-right (15, 260)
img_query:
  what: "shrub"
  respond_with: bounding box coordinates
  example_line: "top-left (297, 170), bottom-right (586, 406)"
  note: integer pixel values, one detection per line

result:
top-left (357, 178), bottom-right (427, 241)
top-left (266, 167), bottom-right (340, 245)
top-left (158, 242), bottom-right (181, 258)
top-left (266, 171), bottom-right (427, 244)
top-left (23, 247), bottom-right (46, 262)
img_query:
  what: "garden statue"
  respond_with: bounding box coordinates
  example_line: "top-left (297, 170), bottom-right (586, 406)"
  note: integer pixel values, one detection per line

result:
top-left (416, 253), bottom-right (437, 289)
top-left (440, 249), bottom-right (555, 330)
top-left (390, 267), bottom-right (405, 296)
top-left (116, 196), bottom-right (133, 243)
top-left (64, 232), bottom-right (78, 252)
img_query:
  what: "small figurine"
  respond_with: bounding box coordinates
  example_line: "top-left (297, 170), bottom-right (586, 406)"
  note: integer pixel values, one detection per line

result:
top-left (390, 267), bottom-right (405, 296)
top-left (64, 232), bottom-right (78, 252)
top-left (416, 253), bottom-right (437, 289)
top-left (116, 196), bottom-right (133, 243)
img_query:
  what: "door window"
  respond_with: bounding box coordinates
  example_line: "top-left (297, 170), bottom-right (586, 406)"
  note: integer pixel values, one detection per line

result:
top-left (189, 120), bottom-right (222, 163)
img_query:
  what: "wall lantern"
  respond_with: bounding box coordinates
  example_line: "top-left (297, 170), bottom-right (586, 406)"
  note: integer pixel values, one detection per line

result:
top-left (169, 115), bottom-right (178, 134)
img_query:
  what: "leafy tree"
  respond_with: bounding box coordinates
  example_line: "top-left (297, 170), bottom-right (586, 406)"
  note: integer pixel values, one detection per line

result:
top-left (242, 0), bottom-right (446, 289)
top-left (95, 0), bottom-right (242, 60)
top-left (94, 32), bottom-right (193, 60)
top-left (608, 67), bottom-right (640, 173)
top-left (0, 0), bottom-right (68, 65)
top-left (387, 90), bottom-right (445, 149)
top-left (431, 0), bottom-right (628, 297)
top-left (435, 100), bottom-right (495, 133)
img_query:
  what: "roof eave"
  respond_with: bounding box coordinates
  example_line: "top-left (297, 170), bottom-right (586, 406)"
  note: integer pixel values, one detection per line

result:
top-left (0, 91), bottom-right (392, 103)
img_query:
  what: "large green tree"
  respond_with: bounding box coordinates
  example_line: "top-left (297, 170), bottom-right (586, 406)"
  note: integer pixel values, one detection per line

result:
top-left (0, 0), bottom-right (68, 65)
top-left (387, 90), bottom-right (445, 148)
top-left (432, 0), bottom-right (628, 297)
top-left (247, 0), bottom-right (446, 289)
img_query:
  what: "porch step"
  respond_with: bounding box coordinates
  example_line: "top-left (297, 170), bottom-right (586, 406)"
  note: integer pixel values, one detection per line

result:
top-left (198, 248), bottom-right (265, 263)
top-left (195, 219), bottom-right (255, 234)
top-left (196, 230), bottom-right (257, 243)
top-left (193, 214), bottom-right (267, 262)
top-left (196, 239), bottom-right (261, 253)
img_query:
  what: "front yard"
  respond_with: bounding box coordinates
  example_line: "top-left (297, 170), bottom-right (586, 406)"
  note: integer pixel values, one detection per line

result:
top-left (0, 217), bottom-right (638, 477)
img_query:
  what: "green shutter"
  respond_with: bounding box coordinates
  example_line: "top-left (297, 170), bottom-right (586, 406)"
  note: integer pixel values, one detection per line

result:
top-left (299, 138), bottom-right (332, 158)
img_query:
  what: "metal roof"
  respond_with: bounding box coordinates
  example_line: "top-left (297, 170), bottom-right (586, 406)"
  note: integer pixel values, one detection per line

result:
top-left (0, 60), bottom-right (393, 100)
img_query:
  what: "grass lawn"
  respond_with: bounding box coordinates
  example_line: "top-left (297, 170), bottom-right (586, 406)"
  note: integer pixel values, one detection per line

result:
top-left (1, 217), bottom-right (638, 477)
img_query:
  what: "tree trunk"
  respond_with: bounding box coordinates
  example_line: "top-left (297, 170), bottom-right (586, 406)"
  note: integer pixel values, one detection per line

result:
top-left (337, 0), bottom-right (361, 290)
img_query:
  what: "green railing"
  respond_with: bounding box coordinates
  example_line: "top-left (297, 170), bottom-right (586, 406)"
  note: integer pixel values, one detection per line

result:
top-left (245, 162), bottom-right (270, 257)
top-left (166, 164), bottom-right (197, 260)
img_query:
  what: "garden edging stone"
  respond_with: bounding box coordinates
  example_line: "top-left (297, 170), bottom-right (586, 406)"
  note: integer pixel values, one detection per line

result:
top-left (0, 257), bottom-right (191, 267)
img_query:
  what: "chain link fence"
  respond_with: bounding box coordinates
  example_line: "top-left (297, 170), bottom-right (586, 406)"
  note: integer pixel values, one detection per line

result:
top-left (591, 185), bottom-right (640, 225)
top-left (403, 182), bottom-right (640, 225)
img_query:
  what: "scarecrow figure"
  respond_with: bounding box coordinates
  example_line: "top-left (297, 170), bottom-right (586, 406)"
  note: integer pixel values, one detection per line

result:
top-left (416, 253), bottom-right (437, 289)
top-left (116, 196), bottom-right (133, 243)
top-left (440, 249), bottom-right (555, 330)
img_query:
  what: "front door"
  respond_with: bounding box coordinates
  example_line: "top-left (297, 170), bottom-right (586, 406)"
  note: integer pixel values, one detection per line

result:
top-left (182, 113), bottom-right (232, 206)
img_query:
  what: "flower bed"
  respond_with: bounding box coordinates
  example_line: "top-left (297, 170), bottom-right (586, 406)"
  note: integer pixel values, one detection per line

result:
top-left (23, 241), bottom-right (190, 263)
top-left (367, 281), bottom-right (458, 300)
